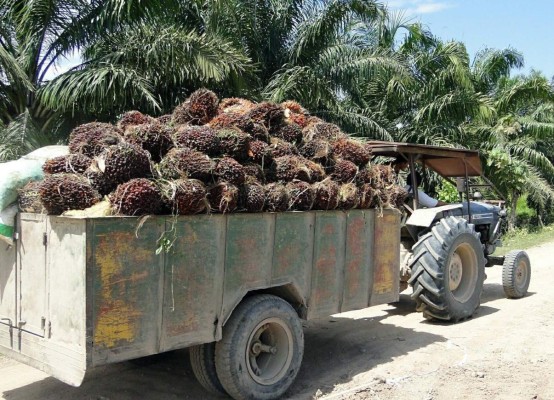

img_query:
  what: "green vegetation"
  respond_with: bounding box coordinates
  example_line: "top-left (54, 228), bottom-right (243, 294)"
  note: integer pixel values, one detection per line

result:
top-left (1, 0), bottom-right (554, 230)
top-left (496, 225), bottom-right (554, 256)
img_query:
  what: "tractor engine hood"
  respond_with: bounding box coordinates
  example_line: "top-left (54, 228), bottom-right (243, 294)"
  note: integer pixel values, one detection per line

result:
top-left (406, 202), bottom-right (502, 228)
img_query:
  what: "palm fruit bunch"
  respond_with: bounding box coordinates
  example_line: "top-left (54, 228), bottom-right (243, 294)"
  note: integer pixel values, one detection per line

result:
top-left (110, 178), bottom-right (163, 216)
top-left (264, 183), bottom-right (289, 212)
top-left (282, 100), bottom-right (309, 128)
top-left (242, 122), bottom-right (270, 142)
top-left (208, 182), bottom-right (239, 213)
top-left (68, 122), bottom-right (123, 157)
top-left (217, 128), bottom-right (251, 161)
top-left (302, 122), bottom-right (345, 142)
top-left (239, 183), bottom-right (266, 212)
top-left (248, 140), bottom-right (270, 165)
top-left (270, 122), bottom-right (302, 144)
top-left (173, 125), bottom-right (219, 156)
top-left (358, 184), bottom-right (377, 208)
top-left (219, 97), bottom-right (253, 114)
top-left (156, 114), bottom-right (173, 125)
top-left (312, 179), bottom-right (340, 210)
top-left (287, 181), bottom-right (314, 211)
top-left (215, 157), bottom-right (246, 186)
top-left (371, 164), bottom-right (396, 188)
top-left (158, 148), bottom-right (215, 182)
top-left (159, 179), bottom-right (208, 215)
top-left (332, 138), bottom-right (371, 166)
top-left (266, 138), bottom-right (298, 159)
top-left (39, 173), bottom-right (101, 215)
top-left (124, 122), bottom-right (174, 162)
top-left (331, 160), bottom-right (358, 183)
top-left (299, 139), bottom-right (333, 162)
top-left (271, 155), bottom-right (311, 182)
top-left (43, 154), bottom-right (92, 175)
top-left (30, 89), bottom-right (408, 216)
top-left (18, 181), bottom-right (44, 213)
top-left (95, 142), bottom-right (151, 187)
top-left (242, 163), bottom-right (265, 184)
top-left (388, 185), bottom-right (409, 208)
top-left (247, 102), bottom-right (285, 130)
top-left (117, 110), bottom-right (155, 132)
top-left (173, 88), bottom-right (219, 125)
top-left (338, 183), bottom-right (359, 210)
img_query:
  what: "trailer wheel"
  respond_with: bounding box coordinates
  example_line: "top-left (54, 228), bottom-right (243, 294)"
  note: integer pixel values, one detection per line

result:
top-left (502, 250), bottom-right (531, 298)
top-left (190, 343), bottom-right (227, 396)
top-left (215, 294), bottom-right (304, 400)
top-left (408, 216), bottom-right (486, 322)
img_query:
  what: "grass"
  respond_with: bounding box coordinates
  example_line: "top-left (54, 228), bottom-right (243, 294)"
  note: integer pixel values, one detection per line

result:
top-left (496, 225), bottom-right (554, 256)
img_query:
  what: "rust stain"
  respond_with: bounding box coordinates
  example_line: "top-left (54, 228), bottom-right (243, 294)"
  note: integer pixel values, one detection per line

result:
top-left (93, 232), bottom-right (150, 348)
top-left (374, 213), bottom-right (396, 294)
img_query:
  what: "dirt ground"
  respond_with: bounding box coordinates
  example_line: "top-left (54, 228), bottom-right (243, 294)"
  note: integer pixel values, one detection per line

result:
top-left (1, 241), bottom-right (552, 400)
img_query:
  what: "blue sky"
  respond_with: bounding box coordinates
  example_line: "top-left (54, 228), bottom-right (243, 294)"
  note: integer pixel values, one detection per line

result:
top-left (386, 0), bottom-right (554, 79)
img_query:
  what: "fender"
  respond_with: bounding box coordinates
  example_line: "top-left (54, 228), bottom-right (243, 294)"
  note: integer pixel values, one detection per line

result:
top-left (406, 204), bottom-right (463, 228)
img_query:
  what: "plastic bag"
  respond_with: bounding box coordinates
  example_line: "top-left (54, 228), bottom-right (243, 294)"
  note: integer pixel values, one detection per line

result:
top-left (0, 203), bottom-right (18, 246)
top-left (0, 146), bottom-right (68, 210)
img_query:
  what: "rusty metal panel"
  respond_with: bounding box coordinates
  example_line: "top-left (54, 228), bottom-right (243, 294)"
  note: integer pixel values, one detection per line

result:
top-left (18, 213), bottom-right (47, 337)
top-left (341, 210), bottom-right (375, 312)
top-left (160, 215), bottom-right (226, 351)
top-left (221, 214), bottom-right (274, 322)
top-left (370, 210), bottom-right (401, 305)
top-left (90, 217), bottom-right (164, 365)
top-left (0, 225), bottom-right (17, 328)
top-left (308, 211), bottom-right (346, 319)
top-left (271, 212), bottom-right (315, 302)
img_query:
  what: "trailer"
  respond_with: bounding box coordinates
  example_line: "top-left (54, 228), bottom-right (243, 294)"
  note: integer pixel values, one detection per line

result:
top-left (0, 209), bottom-right (400, 399)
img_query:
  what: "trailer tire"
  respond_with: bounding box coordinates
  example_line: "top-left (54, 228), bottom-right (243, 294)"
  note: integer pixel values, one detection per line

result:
top-left (190, 343), bottom-right (227, 396)
top-left (215, 294), bottom-right (304, 400)
top-left (408, 216), bottom-right (486, 322)
top-left (502, 250), bottom-right (531, 298)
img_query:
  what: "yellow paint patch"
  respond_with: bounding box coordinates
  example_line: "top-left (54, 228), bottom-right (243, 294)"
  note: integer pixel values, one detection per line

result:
top-left (94, 299), bottom-right (143, 348)
top-left (374, 212), bottom-right (397, 294)
top-left (93, 232), bottom-right (151, 348)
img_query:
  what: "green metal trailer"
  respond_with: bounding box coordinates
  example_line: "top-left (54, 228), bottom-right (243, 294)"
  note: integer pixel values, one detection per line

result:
top-left (0, 209), bottom-right (400, 399)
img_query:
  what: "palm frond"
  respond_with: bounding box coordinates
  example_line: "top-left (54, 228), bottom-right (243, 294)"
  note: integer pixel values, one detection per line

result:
top-left (290, 0), bottom-right (384, 63)
top-left (0, 109), bottom-right (61, 161)
top-left (472, 47), bottom-right (524, 92)
top-left (38, 63), bottom-right (159, 114)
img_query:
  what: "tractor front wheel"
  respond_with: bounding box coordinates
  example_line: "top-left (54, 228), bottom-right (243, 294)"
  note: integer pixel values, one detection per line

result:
top-left (502, 250), bottom-right (531, 298)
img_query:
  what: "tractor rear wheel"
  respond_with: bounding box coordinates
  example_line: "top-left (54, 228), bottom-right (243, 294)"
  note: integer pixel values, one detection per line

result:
top-left (408, 216), bottom-right (486, 322)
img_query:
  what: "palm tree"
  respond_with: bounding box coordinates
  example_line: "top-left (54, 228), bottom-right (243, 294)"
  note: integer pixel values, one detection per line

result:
top-left (186, 0), bottom-right (406, 139)
top-left (0, 0), bottom-right (252, 160)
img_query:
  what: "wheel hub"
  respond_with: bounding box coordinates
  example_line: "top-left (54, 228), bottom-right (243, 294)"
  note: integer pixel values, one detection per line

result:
top-left (515, 260), bottom-right (528, 287)
top-left (245, 318), bottom-right (293, 386)
top-left (449, 252), bottom-right (463, 291)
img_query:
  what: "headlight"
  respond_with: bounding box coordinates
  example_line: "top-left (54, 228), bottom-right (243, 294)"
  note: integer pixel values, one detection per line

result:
top-left (499, 209), bottom-right (507, 217)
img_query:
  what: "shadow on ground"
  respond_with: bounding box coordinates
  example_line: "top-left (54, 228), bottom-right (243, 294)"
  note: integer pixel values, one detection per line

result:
top-left (3, 300), bottom-right (445, 400)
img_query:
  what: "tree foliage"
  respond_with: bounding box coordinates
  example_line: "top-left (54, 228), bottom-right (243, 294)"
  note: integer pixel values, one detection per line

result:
top-left (2, 0), bottom-right (554, 226)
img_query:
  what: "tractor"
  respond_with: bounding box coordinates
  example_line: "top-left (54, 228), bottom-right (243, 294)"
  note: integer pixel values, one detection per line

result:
top-left (368, 142), bottom-right (532, 322)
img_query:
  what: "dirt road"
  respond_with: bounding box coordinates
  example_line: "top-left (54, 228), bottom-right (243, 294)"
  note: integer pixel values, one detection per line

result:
top-left (1, 241), bottom-right (553, 400)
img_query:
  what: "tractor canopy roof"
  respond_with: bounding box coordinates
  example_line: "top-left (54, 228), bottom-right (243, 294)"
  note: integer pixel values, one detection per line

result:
top-left (366, 141), bottom-right (482, 178)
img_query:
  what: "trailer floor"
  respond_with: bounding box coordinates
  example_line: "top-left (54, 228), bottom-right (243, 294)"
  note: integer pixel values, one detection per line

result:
top-left (1, 241), bottom-right (553, 400)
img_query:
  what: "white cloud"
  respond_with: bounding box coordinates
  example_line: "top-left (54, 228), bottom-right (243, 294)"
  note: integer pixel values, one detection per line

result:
top-left (412, 2), bottom-right (452, 14)
top-left (384, 0), bottom-right (455, 15)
